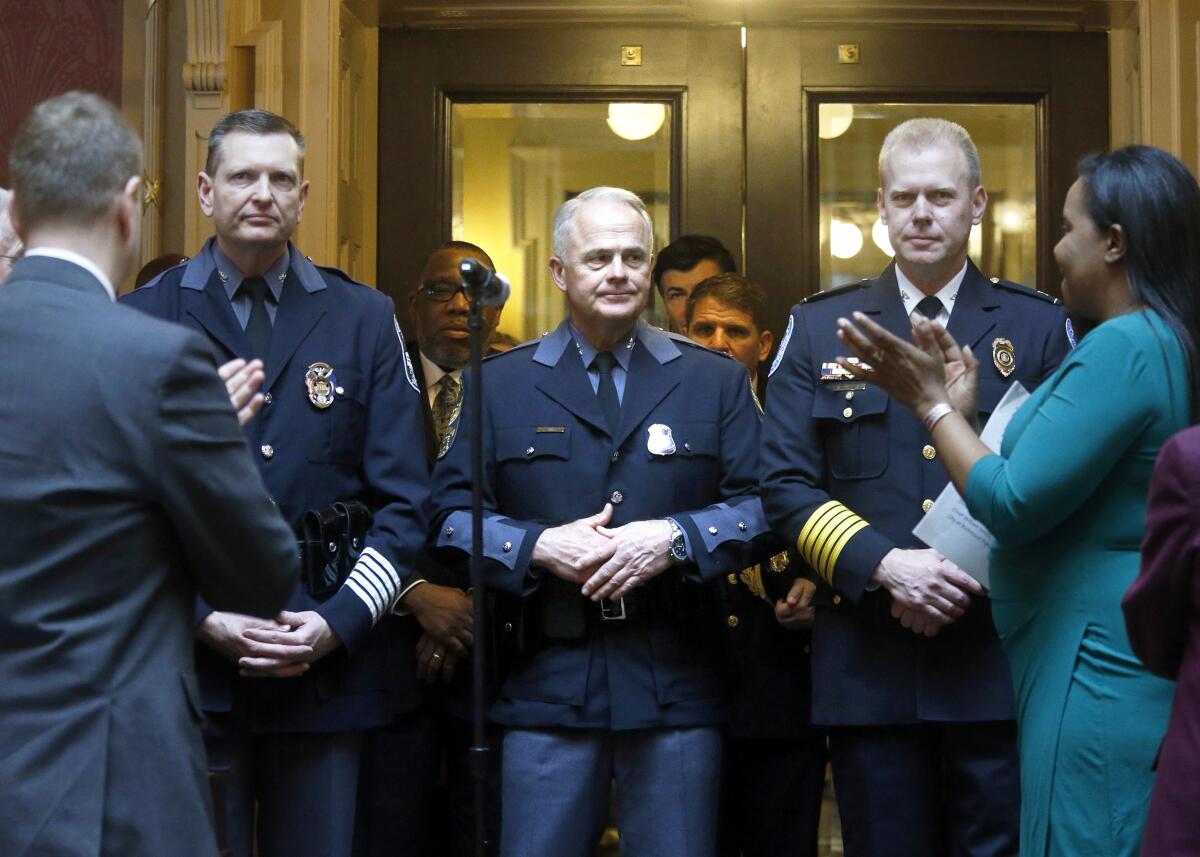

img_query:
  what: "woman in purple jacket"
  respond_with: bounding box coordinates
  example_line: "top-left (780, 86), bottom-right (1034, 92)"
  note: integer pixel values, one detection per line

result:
top-left (1124, 429), bottom-right (1200, 857)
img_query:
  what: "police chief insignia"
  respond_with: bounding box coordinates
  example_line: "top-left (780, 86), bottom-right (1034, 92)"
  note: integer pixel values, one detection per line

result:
top-left (992, 338), bottom-right (1016, 378)
top-left (646, 423), bottom-right (676, 456)
top-left (305, 362), bottom-right (336, 409)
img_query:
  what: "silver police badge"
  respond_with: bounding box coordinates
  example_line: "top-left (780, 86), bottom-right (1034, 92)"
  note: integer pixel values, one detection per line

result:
top-left (646, 423), bottom-right (676, 456)
top-left (305, 362), bottom-right (336, 409)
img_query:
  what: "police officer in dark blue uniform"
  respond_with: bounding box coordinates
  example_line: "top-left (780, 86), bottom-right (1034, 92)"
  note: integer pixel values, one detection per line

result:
top-left (761, 119), bottom-right (1071, 857)
top-left (122, 109), bottom-right (430, 857)
top-left (684, 272), bottom-right (828, 857)
top-left (427, 187), bottom-right (775, 857)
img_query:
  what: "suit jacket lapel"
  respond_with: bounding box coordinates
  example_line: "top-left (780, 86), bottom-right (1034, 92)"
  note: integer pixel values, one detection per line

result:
top-left (263, 277), bottom-right (328, 393)
top-left (612, 343), bottom-right (679, 449)
top-left (945, 262), bottom-right (999, 351)
top-left (534, 346), bottom-right (610, 436)
top-left (184, 270), bottom-right (253, 360)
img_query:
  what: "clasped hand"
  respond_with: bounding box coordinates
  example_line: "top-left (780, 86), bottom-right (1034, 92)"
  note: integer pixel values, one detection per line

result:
top-left (530, 503), bottom-right (674, 601)
top-left (198, 609), bottom-right (342, 678)
top-left (873, 548), bottom-right (984, 636)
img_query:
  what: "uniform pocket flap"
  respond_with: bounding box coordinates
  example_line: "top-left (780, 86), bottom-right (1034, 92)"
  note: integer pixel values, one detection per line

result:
top-left (496, 426), bottom-right (572, 461)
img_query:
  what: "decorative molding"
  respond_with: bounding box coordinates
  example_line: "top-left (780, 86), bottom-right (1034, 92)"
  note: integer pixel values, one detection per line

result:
top-left (184, 0), bottom-right (225, 93)
top-left (141, 0), bottom-right (166, 263)
top-left (183, 0), bottom-right (227, 253)
top-left (1140, 0), bottom-right (1200, 177)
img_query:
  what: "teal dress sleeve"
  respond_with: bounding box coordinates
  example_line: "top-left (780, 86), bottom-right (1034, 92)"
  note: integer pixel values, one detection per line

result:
top-left (963, 319), bottom-right (1167, 546)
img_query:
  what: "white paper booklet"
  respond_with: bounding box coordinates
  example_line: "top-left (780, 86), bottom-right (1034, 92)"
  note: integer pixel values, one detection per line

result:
top-left (911, 381), bottom-right (1030, 588)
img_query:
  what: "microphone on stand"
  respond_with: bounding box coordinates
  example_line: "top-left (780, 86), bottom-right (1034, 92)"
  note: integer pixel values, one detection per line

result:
top-left (458, 257), bottom-right (511, 307)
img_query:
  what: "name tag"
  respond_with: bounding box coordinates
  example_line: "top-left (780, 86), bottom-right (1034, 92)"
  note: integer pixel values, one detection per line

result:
top-left (536, 426), bottom-right (565, 433)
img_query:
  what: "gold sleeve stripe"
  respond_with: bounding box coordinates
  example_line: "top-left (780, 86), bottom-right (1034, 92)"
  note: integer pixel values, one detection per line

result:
top-left (796, 500), bottom-right (870, 585)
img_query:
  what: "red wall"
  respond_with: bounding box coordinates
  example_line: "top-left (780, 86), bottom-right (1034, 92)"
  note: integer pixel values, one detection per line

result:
top-left (0, 0), bottom-right (123, 188)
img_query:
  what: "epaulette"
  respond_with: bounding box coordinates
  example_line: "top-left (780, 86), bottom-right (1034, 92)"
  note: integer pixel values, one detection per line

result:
top-left (663, 329), bottom-right (734, 358)
top-left (799, 279), bottom-right (870, 305)
top-left (482, 336), bottom-right (539, 360)
top-left (988, 276), bottom-right (1061, 305)
top-left (310, 259), bottom-right (364, 287)
top-left (141, 259), bottom-right (189, 290)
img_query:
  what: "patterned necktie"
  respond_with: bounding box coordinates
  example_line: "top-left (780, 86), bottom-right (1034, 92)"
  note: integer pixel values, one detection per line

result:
top-left (243, 276), bottom-right (273, 358)
top-left (432, 373), bottom-right (463, 458)
top-left (915, 295), bottom-right (943, 320)
top-left (593, 351), bottom-right (621, 432)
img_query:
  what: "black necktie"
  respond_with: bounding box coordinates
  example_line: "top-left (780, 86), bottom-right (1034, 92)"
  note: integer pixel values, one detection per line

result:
top-left (593, 351), bottom-right (621, 432)
top-left (915, 295), bottom-right (943, 320)
top-left (243, 276), bottom-right (273, 358)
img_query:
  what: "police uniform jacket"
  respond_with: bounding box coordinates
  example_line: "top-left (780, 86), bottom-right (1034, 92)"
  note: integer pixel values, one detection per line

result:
top-left (760, 261), bottom-right (1070, 726)
top-left (122, 239), bottom-right (430, 733)
top-left (428, 318), bottom-right (775, 730)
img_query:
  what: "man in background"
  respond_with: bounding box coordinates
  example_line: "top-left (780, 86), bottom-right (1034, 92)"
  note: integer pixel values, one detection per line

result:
top-left (652, 233), bottom-right (736, 333)
top-left (0, 92), bottom-right (297, 857)
top-left (356, 240), bottom-right (506, 856)
top-left (685, 273), bottom-right (827, 857)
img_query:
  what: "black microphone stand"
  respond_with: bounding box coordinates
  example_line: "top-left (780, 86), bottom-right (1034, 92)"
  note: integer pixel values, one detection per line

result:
top-left (461, 265), bottom-right (490, 857)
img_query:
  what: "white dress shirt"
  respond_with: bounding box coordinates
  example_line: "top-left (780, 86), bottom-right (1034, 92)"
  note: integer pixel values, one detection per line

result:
top-left (895, 260), bottom-right (968, 326)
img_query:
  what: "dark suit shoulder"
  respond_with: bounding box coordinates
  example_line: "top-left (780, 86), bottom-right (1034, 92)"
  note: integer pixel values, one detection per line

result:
top-left (988, 277), bottom-right (1061, 305)
top-left (482, 336), bottom-right (540, 361)
top-left (799, 280), bottom-right (871, 306)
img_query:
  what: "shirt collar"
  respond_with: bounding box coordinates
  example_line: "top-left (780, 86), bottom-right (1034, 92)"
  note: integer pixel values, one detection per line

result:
top-left (895, 260), bottom-right (968, 318)
top-left (22, 247), bottom-right (115, 300)
top-left (568, 319), bottom-right (637, 372)
top-left (180, 237), bottom-right (328, 295)
top-left (213, 241), bottom-right (288, 303)
top-left (418, 349), bottom-right (462, 389)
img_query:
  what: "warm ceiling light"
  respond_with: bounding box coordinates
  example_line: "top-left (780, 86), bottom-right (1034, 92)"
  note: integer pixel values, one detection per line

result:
top-left (818, 103), bottom-right (855, 140)
top-left (871, 218), bottom-right (894, 256)
top-left (830, 218), bottom-right (864, 259)
top-left (607, 103), bottom-right (666, 141)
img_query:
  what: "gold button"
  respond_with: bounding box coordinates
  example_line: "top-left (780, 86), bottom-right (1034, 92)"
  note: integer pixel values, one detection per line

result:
top-left (842, 407), bottom-right (853, 418)
top-left (727, 573), bottom-right (738, 585)
top-left (727, 615), bottom-right (740, 628)
top-left (922, 444), bottom-right (936, 460)
top-left (845, 391), bottom-right (854, 401)
top-left (832, 594), bottom-right (842, 605)
top-left (922, 499), bottom-right (934, 513)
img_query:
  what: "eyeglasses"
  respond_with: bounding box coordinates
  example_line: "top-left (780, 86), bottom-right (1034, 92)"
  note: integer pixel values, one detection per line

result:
top-left (419, 279), bottom-right (464, 303)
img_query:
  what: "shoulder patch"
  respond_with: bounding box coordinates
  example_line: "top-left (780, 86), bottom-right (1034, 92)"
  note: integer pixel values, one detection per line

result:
top-left (394, 316), bottom-right (420, 392)
top-left (989, 277), bottom-right (1061, 305)
top-left (768, 314), bottom-right (795, 378)
top-left (800, 280), bottom-right (870, 305)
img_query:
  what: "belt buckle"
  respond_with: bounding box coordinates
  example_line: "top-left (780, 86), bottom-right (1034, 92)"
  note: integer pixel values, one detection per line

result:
top-left (600, 597), bottom-right (627, 621)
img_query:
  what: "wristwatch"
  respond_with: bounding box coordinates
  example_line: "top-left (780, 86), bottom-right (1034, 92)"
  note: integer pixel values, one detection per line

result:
top-left (667, 518), bottom-right (688, 563)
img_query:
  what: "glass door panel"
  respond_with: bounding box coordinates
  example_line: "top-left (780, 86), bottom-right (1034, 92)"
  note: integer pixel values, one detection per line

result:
top-left (450, 101), bottom-right (673, 341)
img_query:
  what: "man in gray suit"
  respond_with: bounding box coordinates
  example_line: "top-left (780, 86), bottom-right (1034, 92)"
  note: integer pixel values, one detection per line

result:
top-left (0, 93), bottom-right (299, 856)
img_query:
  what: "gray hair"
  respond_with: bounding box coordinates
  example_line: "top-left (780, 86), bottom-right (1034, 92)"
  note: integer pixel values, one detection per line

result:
top-left (878, 118), bottom-right (982, 189)
top-left (9, 92), bottom-right (142, 231)
top-left (552, 186), bottom-right (653, 259)
top-left (206, 109), bottom-right (305, 177)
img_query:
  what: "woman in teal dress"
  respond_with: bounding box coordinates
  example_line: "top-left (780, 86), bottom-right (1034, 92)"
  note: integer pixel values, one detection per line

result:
top-left (835, 146), bottom-right (1200, 857)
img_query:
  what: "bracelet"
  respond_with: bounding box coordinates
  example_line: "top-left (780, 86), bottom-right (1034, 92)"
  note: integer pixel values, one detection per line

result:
top-left (922, 402), bottom-right (956, 432)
